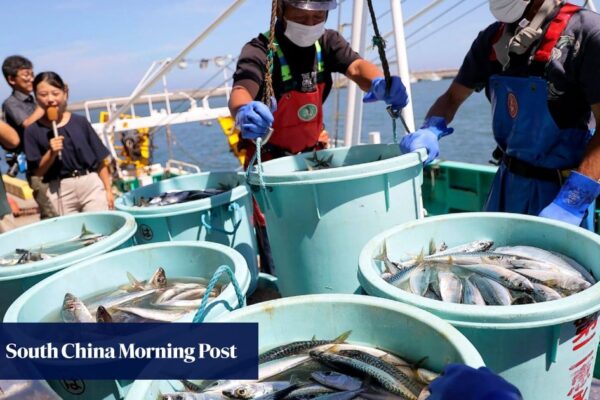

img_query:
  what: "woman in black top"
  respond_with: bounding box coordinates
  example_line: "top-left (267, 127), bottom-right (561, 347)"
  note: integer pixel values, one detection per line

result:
top-left (24, 72), bottom-right (113, 215)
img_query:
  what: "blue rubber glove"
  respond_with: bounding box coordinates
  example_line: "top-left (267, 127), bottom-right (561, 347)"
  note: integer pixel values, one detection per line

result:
top-left (17, 152), bottom-right (27, 174)
top-left (429, 364), bottom-right (522, 400)
top-left (539, 171), bottom-right (600, 226)
top-left (400, 116), bottom-right (454, 164)
top-left (235, 100), bottom-right (276, 140)
top-left (362, 76), bottom-right (409, 109)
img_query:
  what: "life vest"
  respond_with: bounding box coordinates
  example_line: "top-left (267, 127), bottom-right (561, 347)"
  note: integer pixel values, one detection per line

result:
top-left (489, 3), bottom-right (581, 66)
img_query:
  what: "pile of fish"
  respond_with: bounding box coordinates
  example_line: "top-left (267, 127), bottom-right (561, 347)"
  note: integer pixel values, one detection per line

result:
top-left (377, 239), bottom-right (596, 305)
top-left (0, 225), bottom-right (106, 267)
top-left (134, 187), bottom-right (232, 207)
top-left (162, 331), bottom-right (438, 400)
top-left (61, 267), bottom-right (223, 323)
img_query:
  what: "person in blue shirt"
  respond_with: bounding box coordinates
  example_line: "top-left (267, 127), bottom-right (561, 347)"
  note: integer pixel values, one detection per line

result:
top-left (2, 55), bottom-right (57, 219)
top-left (24, 72), bottom-right (113, 215)
top-left (401, 0), bottom-right (600, 229)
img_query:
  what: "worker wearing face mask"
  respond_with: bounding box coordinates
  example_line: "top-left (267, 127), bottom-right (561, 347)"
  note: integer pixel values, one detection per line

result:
top-left (400, 0), bottom-right (600, 229)
top-left (229, 0), bottom-right (409, 274)
top-left (230, 0), bottom-right (408, 162)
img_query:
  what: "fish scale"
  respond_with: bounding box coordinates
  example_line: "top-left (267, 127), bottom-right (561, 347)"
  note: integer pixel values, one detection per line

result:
top-left (309, 351), bottom-right (417, 400)
top-left (259, 331), bottom-right (351, 364)
top-left (337, 350), bottom-right (425, 397)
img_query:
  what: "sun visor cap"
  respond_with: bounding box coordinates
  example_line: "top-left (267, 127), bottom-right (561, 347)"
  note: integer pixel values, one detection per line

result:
top-left (284, 0), bottom-right (337, 11)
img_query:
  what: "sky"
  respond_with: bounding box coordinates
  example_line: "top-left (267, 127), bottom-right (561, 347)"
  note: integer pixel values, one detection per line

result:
top-left (0, 0), bottom-right (594, 102)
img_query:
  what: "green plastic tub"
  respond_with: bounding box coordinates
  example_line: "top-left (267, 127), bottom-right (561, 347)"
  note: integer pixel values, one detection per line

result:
top-left (115, 172), bottom-right (258, 292)
top-left (0, 211), bottom-right (136, 319)
top-left (4, 241), bottom-right (250, 400)
top-left (124, 293), bottom-right (485, 399)
top-left (358, 212), bottom-right (600, 400)
top-left (248, 145), bottom-right (425, 296)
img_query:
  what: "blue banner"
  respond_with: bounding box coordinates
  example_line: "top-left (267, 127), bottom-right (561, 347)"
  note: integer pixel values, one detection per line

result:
top-left (0, 323), bottom-right (258, 380)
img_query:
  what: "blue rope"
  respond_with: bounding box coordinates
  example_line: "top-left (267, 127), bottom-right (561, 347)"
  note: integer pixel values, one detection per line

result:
top-left (200, 203), bottom-right (241, 235)
top-left (193, 265), bottom-right (245, 323)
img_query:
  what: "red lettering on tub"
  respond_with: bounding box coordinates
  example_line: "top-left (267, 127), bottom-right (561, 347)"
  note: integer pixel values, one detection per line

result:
top-left (568, 350), bottom-right (594, 398)
top-left (567, 315), bottom-right (598, 399)
top-left (573, 317), bottom-right (598, 351)
top-left (569, 388), bottom-right (588, 400)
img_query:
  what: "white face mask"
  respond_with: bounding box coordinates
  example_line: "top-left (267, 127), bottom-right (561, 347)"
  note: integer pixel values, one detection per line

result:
top-left (284, 19), bottom-right (326, 47)
top-left (489, 0), bottom-right (530, 23)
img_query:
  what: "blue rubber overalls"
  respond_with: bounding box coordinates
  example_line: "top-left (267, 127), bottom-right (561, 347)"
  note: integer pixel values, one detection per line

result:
top-left (483, 4), bottom-right (595, 229)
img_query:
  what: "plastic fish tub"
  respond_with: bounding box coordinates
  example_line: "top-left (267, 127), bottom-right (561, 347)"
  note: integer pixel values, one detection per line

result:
top-left (247, 145), bottom-right (425, 296)
top-left (124, 293), bottom-right (485, 399)
top-left (0, 211), bottom-right (136, 319)
top-left (4, 241), bottom-right (251, 400)
top-left (115, 172), bottom-right (258, 293)
top-left (358, 212), bottom-right (600, 400)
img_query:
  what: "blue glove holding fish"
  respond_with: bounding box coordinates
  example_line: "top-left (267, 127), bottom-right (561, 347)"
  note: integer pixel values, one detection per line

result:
top-left (363, 76), bottom-right (409, 109)
top-left (235, 100), bottom-right (276, 140)
top-left (429, 364), bottom-right (522, 400)
top-left (539, 171), bottom-right (600, 226)
top-left (400, 116), bottom-right (454, 164)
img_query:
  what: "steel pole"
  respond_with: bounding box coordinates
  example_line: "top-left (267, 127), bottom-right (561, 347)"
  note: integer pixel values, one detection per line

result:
top-left (391, 0), bottom-right (415, 132)
top-left (343, 0), bottom-right (368, 146)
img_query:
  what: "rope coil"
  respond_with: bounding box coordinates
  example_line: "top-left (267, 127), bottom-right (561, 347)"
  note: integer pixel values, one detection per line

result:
top-left (193, 265), bottom-right (245, 323)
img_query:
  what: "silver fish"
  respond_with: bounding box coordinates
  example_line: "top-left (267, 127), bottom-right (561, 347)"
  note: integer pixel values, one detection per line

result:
top-left (461, 277), bottom-right (486, 305)
top-left (62, 293), bottom-right (94, 323)
top-left (312, 389), bottom-right (363, 399)
top-left (438, 270), bottom-right (463, 303)
top-left (309, 351), bottom-right (417, 400)
top-left (87, 288), bottom-right (158, 312)
top-left (162, 393), bottom-right (228, 400)
top-left (469, 275), bottom-right (512, 305)
top-left (96, 306), bottom-right (113, 323)
top-left (259, 331), bottom-right (351, 364)
top-left (495, 246), bottom-right (581, 275)
top-left (285, 384), bottom-right (335, 399)
top-left (454, 264), bottom-right (534, 292)
top-left (374, 241), bottom-right (401, 275)
top-left (222, 382), bottom-right (290, 399)
top-left (515, 269), bottom-right (591, 292)
top-left (409, 266), bottom-right (428, 296)
top-left (531, 283), bottom-right (563, 302)
top-left (416, 368), bottom-right (439, 384)
top-left (311, 371), bottom-right (362, 391)
top-left (433, 240), bottom-right (494, 256)
top-left (114, 306), bottom-right (189, 322)
top-left (550, 252), bottom-right (596, 284)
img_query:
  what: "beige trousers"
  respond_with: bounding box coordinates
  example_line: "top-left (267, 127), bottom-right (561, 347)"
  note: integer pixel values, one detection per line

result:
top-left (0, 212), bottom-right (16, 233)
top-left (47, 172), bottom-right (109, 215)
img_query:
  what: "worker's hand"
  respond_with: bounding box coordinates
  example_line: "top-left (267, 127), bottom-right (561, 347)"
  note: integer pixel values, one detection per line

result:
top-left (235, 100), bottom-right (276, 140)
top-left (400, 116), bottom-right (453, 164)
top-left (429, 364), bottom-right (522, 400)
top-left (539, 171), bottom-right (600, 226)
top-left (105, 190), bottom-right (115, 210)
top-left (49, 136), bottom-right (64, 155)
top-left (362, 76), bottom-right (409, 109)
